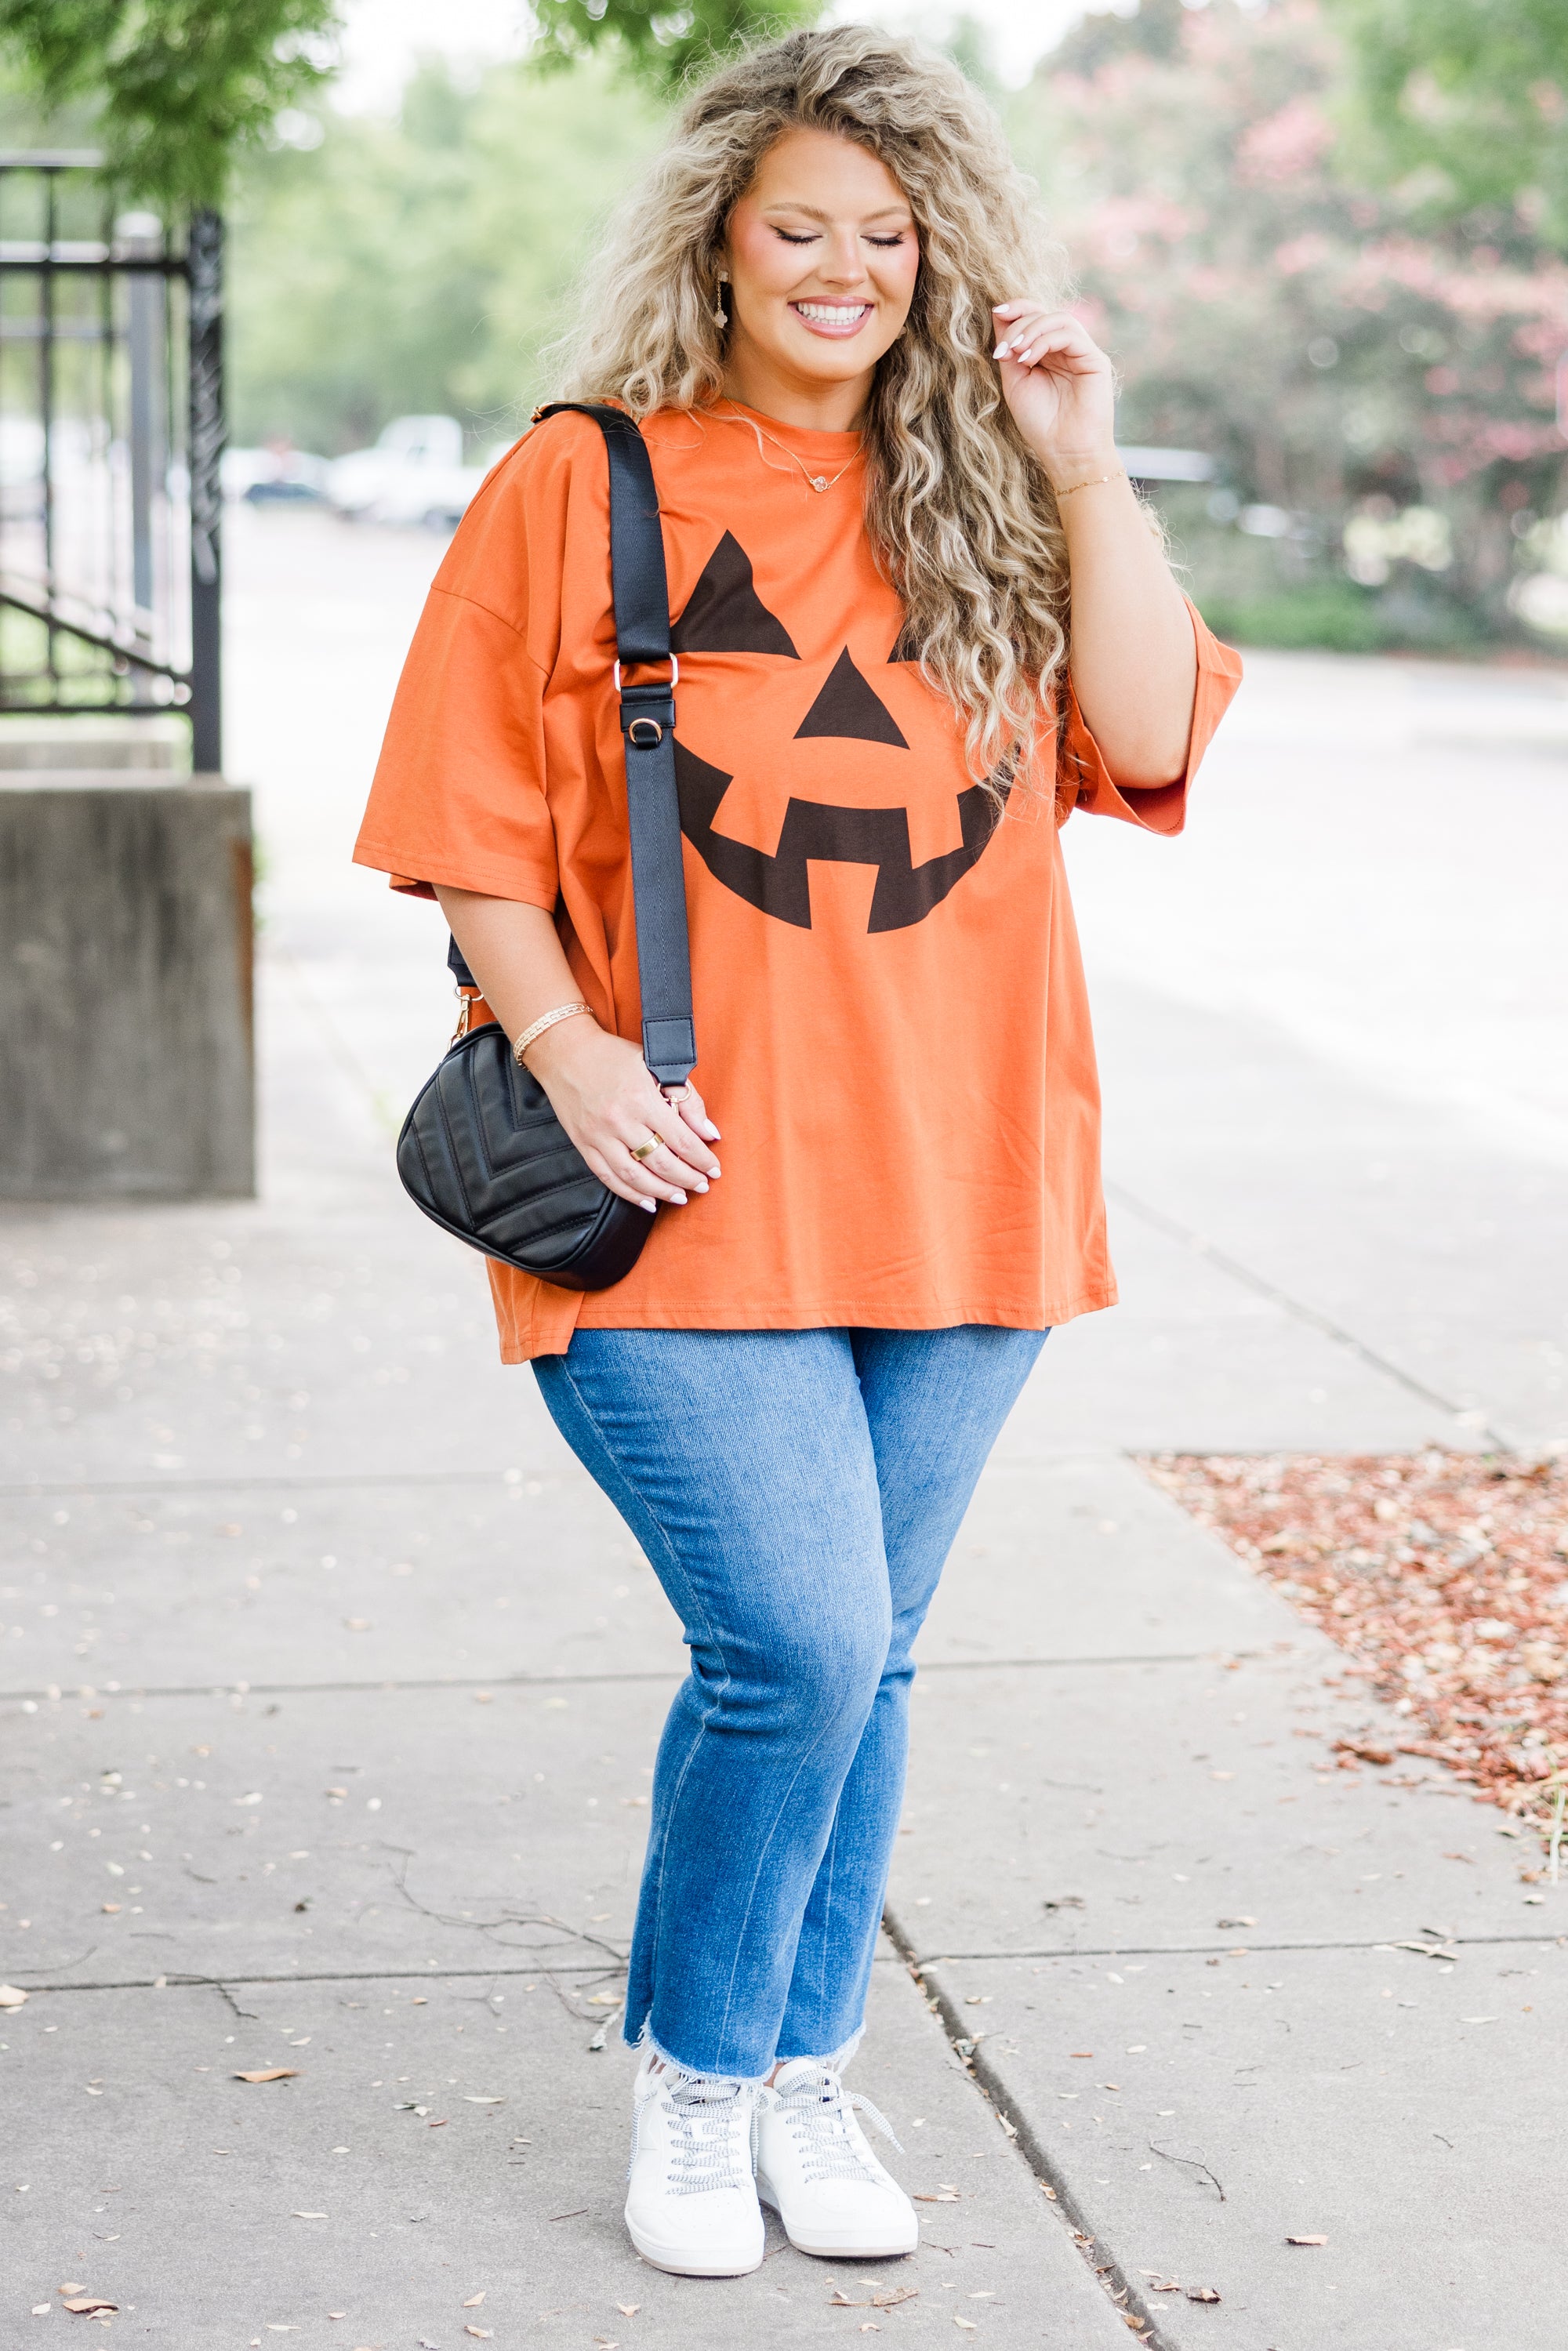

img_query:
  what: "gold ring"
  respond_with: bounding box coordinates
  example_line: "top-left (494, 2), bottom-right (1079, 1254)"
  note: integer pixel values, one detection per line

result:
top-left (629, 1134), bottom-right (660, 1163)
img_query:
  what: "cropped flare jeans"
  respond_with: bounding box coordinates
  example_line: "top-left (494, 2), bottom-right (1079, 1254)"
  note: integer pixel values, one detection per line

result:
top-left (532, 1322), bottom-right (1046, 2081)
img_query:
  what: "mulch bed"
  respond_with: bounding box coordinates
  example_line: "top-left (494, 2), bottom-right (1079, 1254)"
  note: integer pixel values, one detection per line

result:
top-left (1142, 1449), bottom-right (1568, 1848)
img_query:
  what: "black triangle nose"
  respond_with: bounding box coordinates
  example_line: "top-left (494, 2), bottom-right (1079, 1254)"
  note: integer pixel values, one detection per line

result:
top-left (793, 648), bottom-right (909, 749)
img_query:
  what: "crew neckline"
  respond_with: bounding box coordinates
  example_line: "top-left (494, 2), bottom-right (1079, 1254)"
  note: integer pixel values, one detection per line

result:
top-left (702, 397), bottom-right (866, 459)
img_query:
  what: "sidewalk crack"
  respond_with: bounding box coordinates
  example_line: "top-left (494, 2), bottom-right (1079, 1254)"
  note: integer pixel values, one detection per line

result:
top-left (884, 1898), bottom-right (1167, 2348)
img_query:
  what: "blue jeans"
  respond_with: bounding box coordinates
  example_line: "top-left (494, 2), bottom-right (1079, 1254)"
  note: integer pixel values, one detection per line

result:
top-left (532, 1322), bottom-right (1047, 2080)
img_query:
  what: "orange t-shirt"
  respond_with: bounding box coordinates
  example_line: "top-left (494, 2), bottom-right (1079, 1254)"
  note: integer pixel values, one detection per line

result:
top-left (354, 402), bottom-right (1241, 1362)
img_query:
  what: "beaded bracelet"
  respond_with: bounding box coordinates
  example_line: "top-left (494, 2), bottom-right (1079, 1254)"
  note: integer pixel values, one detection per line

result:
top-left (513, 1000), bottom-right (591, 1065)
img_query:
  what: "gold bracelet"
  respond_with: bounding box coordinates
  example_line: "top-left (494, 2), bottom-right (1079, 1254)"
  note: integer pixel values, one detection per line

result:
top-left (513, 1000), bottom-right (591, 1065)
top-left (1055, 470), bottom-right (1127, 500)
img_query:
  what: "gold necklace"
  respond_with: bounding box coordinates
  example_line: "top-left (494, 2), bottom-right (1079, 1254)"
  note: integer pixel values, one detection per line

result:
top-left (713, 402), bottom-right (862, 495)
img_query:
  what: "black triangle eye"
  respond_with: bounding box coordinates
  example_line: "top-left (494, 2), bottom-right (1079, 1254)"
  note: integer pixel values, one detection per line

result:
top-left (794, 648), bottom-right (909, 749)
top-left (671, 532), bottom-right (800, 658)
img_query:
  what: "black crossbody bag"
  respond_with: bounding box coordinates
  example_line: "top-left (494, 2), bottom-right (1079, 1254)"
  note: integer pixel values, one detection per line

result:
top-left (395, 405), bottom-right (695, 1291)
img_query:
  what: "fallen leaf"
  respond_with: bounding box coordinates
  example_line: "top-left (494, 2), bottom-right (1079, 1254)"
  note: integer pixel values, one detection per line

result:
top-left (62, 2300), bottom-right (118, 2316)
top-left (1337, 1741), bottom-right (1393, 1766)
top-left (954, 2320), bottom-right (978, 2331)
top-left (1186, 2286), bottom-right (1221, 2303)
top-left (291, 2211), bottom-right (327, 2219)
top-left (101, 1903), bottom-right (121, 1915)
top-left (830, 2287), bottom-right (918, 2309)
top-left (32, 2306), bottom-right (52, 2316)
top-left (1287, 2234), bottom-right (1328, 2247)
top-left (233, 2068), bottom-right (299, 2083)
top-left (60, 2287), bottom-right (85, 2296)
top-left (462, 2293), bottom-right (485, 2308)
top-left (0, 1986), bottom-right (27, 2009)
top-left (1215, 1917), bottom-right (1256, 1929)
top-left (1461, 2016), bottom-right (1499, 2026)
top-left (463, 2096), bottom-right (505, 2105)
top-left (615, 2307), bottom-right (639, 2319)
top-left (464, 2331), bottom-right (493, 2342)
top-left (913, 2190), bottom-right (960, 2202)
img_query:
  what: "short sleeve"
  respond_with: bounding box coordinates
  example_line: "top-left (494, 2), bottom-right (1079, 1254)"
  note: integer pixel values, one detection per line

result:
top-left (1055, 597), bottom-right (1243, 836)
top-left (352, 443), bottom-right (565, 908)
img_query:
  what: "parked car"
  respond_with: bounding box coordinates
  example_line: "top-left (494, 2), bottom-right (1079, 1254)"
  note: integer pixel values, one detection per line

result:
top-left (325, 415), bottom-right (486, 529)
top-left (223, 442), bottom-right (330, 503)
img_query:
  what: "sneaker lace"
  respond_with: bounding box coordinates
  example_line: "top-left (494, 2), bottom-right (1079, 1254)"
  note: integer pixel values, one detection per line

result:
top-left (776, 2065), bottom-right (904, 2185)
top-left (645, 2072), bottom-right (754, 2199)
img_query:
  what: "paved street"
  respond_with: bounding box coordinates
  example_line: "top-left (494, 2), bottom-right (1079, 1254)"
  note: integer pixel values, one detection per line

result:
top-left (2, 503), bottom-right (1565, 2346)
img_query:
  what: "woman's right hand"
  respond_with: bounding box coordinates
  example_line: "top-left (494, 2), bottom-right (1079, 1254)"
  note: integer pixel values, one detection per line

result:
top-left (524, 1017), bottom-right (720, 1211)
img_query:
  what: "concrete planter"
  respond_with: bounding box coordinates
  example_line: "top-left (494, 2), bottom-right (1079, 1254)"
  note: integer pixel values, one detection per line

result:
top-left (0, 746), bottom-right (254, 1199)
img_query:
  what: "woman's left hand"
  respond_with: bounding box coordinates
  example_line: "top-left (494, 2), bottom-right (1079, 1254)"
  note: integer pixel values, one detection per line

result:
top-left (992, 303), bottom-right (1117, 486)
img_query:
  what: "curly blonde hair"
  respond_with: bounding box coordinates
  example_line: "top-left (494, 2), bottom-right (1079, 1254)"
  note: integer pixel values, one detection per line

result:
top-left (554, 25), bottom-right (1069, 797)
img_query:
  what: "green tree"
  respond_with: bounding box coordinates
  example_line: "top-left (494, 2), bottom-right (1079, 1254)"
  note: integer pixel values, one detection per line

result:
top-left (0, 0), bottom-right (342, 208)
top-left (531, 0), bottom-right (821, 99)
top-left (1327, 0), bottom-right (1568, 249)
top-left (229, 57), bottom-right (670, 454)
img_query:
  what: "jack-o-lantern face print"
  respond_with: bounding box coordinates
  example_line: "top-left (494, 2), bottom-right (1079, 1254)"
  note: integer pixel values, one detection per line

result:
top-left (670, 532), bottom-right (1003, 933)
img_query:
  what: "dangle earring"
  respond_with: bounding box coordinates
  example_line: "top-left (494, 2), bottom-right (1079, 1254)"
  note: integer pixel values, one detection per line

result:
top-left (713, 269), bottom-right (729, 329)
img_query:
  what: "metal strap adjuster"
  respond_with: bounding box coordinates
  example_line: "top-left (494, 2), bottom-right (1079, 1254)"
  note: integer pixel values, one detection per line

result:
top-left (613, 655), bottom-right (678, 692)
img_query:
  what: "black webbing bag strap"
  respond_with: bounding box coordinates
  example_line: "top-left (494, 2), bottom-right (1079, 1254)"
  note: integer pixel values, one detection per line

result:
top-left (448, 403), bottom-right (696, 1090)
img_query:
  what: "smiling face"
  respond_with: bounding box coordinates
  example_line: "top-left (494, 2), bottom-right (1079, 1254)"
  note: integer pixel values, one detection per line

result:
top-left (720, 127), bottom-right (920, 430)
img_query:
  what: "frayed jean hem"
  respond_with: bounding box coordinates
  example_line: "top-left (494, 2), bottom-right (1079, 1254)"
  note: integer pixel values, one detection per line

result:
top-left (625, 2012), bottom-right (867, 2086)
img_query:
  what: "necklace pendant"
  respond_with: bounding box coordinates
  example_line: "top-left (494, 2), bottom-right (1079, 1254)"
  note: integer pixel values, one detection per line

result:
top-left (810, 476), bottom-right (828, 492)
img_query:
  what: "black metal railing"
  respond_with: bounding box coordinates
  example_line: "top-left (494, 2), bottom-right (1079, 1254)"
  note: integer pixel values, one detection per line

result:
top-left (0, 153), bottom-right (223, 769)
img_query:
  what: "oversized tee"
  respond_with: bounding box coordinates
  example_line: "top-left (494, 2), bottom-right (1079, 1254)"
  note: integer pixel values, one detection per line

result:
top-left (354, 401), bottom-right (1242, 1362)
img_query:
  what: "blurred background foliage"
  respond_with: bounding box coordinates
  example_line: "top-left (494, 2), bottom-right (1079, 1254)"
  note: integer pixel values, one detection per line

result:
top-left (1, 0), bottom-right (1565, 653)
top-left (1010, 0), bottom-right (1568, 651)
top-left (227, 55), bottom-right (669, 455)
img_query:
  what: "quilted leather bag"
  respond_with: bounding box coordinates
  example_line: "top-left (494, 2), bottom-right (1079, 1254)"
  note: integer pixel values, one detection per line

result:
top-left (395, 405), bottom-right (695, 1291)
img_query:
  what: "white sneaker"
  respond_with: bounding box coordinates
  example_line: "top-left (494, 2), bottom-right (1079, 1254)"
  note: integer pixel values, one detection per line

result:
top-left (755, 2056), bottom-right (920, 2258)
top-left (624, 2049), bottom-right (764, 2277)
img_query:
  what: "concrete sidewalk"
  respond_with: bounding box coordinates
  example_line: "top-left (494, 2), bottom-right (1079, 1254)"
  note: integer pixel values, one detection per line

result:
top-left (3, 516), bottom-right (1565, 2346)
top-left (5, 963), bottom-right (1561, 2347)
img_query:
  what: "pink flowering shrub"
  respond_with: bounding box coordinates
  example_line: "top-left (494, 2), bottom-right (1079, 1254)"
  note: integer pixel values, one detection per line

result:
top-left (1007, 0), bottom-right (1568, 645)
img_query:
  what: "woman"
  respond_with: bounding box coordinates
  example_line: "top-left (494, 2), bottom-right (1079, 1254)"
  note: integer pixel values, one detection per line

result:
top-left (355, 25), bottom-right (1239, 2281)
